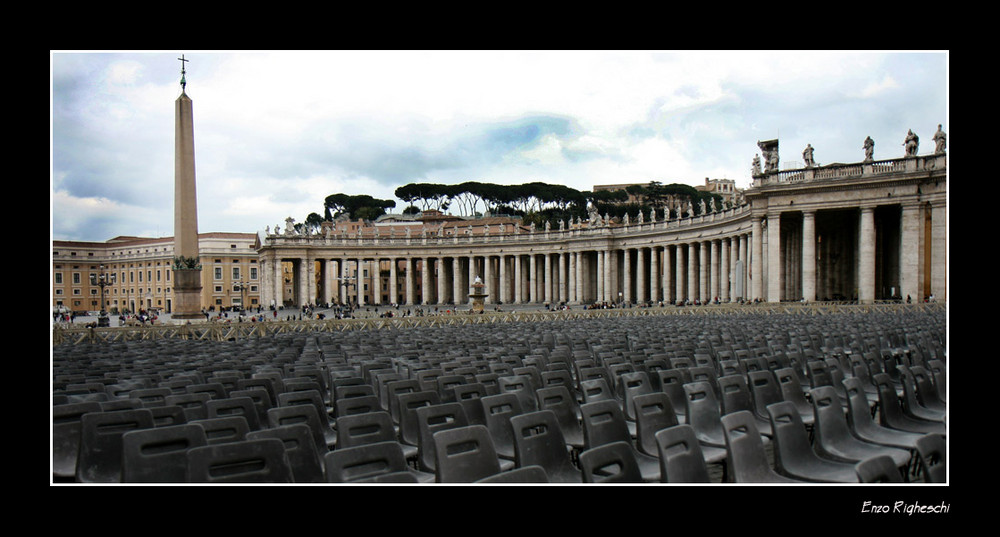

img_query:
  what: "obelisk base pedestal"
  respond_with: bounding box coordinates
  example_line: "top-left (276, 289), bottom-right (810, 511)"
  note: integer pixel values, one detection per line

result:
top-left (172, 268), bottom-right (204, 320)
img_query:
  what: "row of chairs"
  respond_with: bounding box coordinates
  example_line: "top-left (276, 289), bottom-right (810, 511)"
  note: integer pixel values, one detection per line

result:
top-left (54, 310), bottom-right (944, 483)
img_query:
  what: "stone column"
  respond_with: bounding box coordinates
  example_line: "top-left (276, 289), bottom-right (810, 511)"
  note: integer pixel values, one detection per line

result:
top-left (675, 244), bottom-right (685, 304)
top-left (483, 255), bottom-right (493, 304)
top-left (357, 259), bottom-right (366, 306)
top-left (389, 258), bottom-right (398, 305)
top-left (373, 258), bottom-right (383, 305)
top-left (623, 248), bottom-right (632, 304)
top-left (688, 243), bottom-right (698, 304)
top-left (558, 253), bottom-right (567, 304)
top-left (606, 250), bottom-right (615, 303)
top-left (566, 252), bottom-right (580, 303)
top-left (858, 207), bottom-right (876, 304)
top-left (751, 217), bottom-right (764, 301)
top-left (662, 246), bottom-right (672, 304)
top-left (930, 202), bottom-right (947, 302)
top-left (699, 241), bottom-right (708, 303)
top-left (298, 258), bottom-right (310, 307)
top-left (636, 247), bottom-right (646, 304)
top-left (499, 255), bottom-right (509, 304)
top-left (405, 258), bottom-right (416, 305)
top-left (515, 255), bottom-right (524, 303)
top-left (273, 257), bottom-right (284, 308)
top-left (720, 239), bottom-right (730, 302)
top-left (899, 203), bottom-right (922, 303)
top-left (596, 250), bottom-right (605, 303)
top-left (649, 247), bottom-right (659, 303)
top-left (545, 253), bottom-right (553, 304)
top-left (767, 213), bottom-right (783, 303)
top-left (437, 257), bottom-right (448, 305)
top-left (802, 211), bottom-right (817, 302)
top-left (422, 257), bottom-right (433, 305)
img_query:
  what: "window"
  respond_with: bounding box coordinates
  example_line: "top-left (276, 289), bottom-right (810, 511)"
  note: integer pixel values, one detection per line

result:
top-left (214, 267), bottom-right (223, 280)
top-left (73, 273), bottom-right (81, 284)
top-left (250, 267), bottom-right (258, 280)
top-left (232, 267), bottom-right (241, 280)
top-left (55, 273), bottom-right (63, 284)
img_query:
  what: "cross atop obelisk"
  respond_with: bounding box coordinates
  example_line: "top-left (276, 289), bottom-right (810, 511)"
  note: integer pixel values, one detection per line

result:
top-left (178, 54), bottom-right (189, 93)
top-left (172, 54), bottom-right (203, 320)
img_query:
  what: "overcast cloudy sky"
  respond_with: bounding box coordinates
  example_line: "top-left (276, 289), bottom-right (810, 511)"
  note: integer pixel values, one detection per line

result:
top-left (51, 50), bottom-right (948, 242)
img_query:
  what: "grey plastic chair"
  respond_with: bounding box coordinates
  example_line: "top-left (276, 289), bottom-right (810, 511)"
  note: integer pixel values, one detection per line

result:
top-left (766, 401), bottom-right (860, 483)
top-left (655, 424), bottom-right (712, 483)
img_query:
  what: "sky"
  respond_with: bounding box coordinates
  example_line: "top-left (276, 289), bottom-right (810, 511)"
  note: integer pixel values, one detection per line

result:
top-left (50, 50), bottom-right (948, 243)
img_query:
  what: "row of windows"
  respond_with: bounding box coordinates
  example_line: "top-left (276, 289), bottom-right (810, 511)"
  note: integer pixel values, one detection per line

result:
top-left (54, 265), bottom-right (259, 285)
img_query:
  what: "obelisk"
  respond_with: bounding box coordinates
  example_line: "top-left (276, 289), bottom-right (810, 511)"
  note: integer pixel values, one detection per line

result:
top-left (171, 55), bottom-right (203, 320)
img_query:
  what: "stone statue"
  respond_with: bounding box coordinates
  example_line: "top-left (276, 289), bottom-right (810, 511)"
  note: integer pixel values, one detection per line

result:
top-left (863, 136), bottom-right (875, 162)
top-left (709, 198), bottom-right (717, 213)
top-left (904, 129), bottom-right (919, 157)
top-left (558, 219), bottom-right (565, 231)
top-left (484, 223), bottom-right (491, 235)
top-left (649, 208), bottom-right (656, 223)
top-left (623, 213), bottom-right (630, 226)
top-left (284, 217), bottom-right (296, 235)
top-left (803, 144), bottom-right (815, 167)
top-left (752, 155), bottom-right (762, 176)
top-left (530, 222), bottom-right (536, 233)
top-left (637, 210), bottom-right (644, 224)
top-left (604, 213), bottom-right (611, 226)
top-left (405, 227), bottom-right (411, 238)
top-left (933, 124), bottom-right (947, 154)
top-left (274, 224), bottom-right (281, 235)
top-left (699, 199), bottom-right (706, 215)
top-left (544, 220), bottom-right (550, 232)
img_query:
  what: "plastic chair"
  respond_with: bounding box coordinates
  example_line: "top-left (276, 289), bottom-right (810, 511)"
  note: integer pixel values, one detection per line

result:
top-left (334, 394), bottom-right (381, 418)
top-left (536, 385), bottom-right (585, 451)
top-left (808, 386), bottom-right (910, 471)
top-left (720, 411), bottom-right (801, 483)
top-left (655, 369), bottom-right (689, 423)
top-left (186, 438), bottom-right (293, 483)
top-left (719, 374), bottom-right (777, 439)
top-left (385, 379), bottom-right (422, 425)
top-left (914, 433), bottom-right (946, 483)
top-left (432, 425), bottom-right (502, 483)
top-left (397, 390), bottom-right (442, 450)
top-left (267, 404), bottom-right (331, 455)
top-left (164, 392), bottom-right (211, 422)
top-left (453, 383), bottom-right (489, 426)
top-left (842, 377), bottom-right (926, 451)
top-left (654, 425), bottom-right (711, 483)
top-left (909, 365), bottom-right (947, 412)
top-left (206, 396), bottom-right (261, 431)
top-left (498, 375), bottom-right (539, 412)
top-left (579, 399), bottom-right (659, 482)
top-left (774, 367), bottom-right (816, 433)
top-left (324, 441), bottom-right (433, 483)
top-left (872, 373), bottom-right (946, 435)
top-left (52, 401), bottom-right (102, 479)
top-left (76, 408), bottom-right (156, 483)
top-left (475, 465), bottom-right (550, 483)
top-left (682, 381), bottom-right (729, 449)
top-left (191, 416), bottom-right (250, 446)
top-left (121, 423), bottom-right (208, 483)
top-left (855, 455), bottom-right (904, 483)
top-left (766, 401), bottom-right (860, 483)
top-left (579, 441), bottom-right (643, 483)
top-left (895, 366), bottom-right (947, 422)
top-left (247, 424), bottom-right (325, 483)
top-left (509, 410), bottom-right (582, 483)
top-left (415, 402), bottom-right (470, 473)
top-left (620, 371), bottom-right (655, 422)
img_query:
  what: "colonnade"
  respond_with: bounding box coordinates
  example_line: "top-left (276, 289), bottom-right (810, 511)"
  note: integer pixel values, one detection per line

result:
top-left (258, 153), bottom-right (947, 308)
top-left (260, 231), bottom-right (757, 308)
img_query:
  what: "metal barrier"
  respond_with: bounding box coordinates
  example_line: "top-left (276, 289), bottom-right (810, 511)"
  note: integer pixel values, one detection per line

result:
top-left (51, 301), bottom-right (945, 346)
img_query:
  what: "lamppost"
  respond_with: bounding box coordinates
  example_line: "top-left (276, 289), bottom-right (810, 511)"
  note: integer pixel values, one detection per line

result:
top-left (95, 265), bottom-right (114, 327)
top-left (233, 280), bottom-right (250, 314)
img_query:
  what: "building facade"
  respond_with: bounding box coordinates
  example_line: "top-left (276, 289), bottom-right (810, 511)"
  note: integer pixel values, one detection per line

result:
top-left (52, 232), bottom-right (262, 314)
top-left (258, 146), bottom-right (946, 308)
